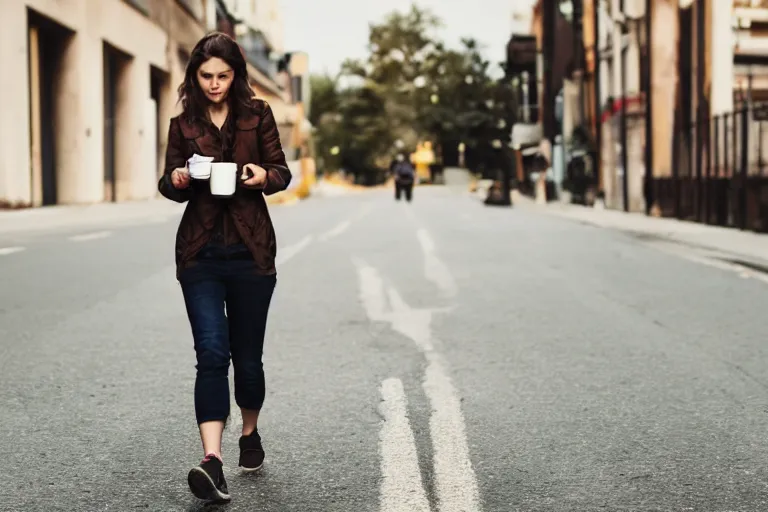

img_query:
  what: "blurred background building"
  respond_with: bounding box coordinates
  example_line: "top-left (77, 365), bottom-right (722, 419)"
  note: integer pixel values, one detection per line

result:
top-left (0, 0), bottom-right (311, 208)
top-left (505, 0), bottom-right (768, 232)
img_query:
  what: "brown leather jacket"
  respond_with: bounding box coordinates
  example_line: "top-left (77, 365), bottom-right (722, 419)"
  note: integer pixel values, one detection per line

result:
top-left (158, 99), bottom-right (291, 278)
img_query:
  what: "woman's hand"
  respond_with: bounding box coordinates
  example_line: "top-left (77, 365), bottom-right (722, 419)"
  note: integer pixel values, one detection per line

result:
top-left (241, 163), bottom-right (268, 189)
top-left (171, 167), bottom-right (191, 189)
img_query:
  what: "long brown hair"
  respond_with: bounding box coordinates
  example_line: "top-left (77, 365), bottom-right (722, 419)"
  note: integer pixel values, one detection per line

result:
top-left (178, 32), bottom-right (256, 123)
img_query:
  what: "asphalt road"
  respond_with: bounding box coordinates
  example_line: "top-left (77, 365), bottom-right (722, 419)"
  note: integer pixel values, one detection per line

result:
top-left (1, 186), bottom-right (768, 512)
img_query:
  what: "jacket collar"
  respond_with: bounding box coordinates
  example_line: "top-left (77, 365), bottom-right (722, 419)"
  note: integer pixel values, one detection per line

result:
top-left (178, 116), bottom-right (216, 158)
top-left (177, 110), bottom-right (261, 159)
top-left (178, 110), bottom-right (260, 139)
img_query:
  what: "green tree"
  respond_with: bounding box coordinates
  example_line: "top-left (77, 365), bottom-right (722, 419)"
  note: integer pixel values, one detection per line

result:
top-left (337, 84), bottom-right (393, 184)
top-left (341, 5), bottom-right (442, 154)
top-left (309, 4), bottom-right (517, 183)
top-left (308, 74), bottom-right (339, 127)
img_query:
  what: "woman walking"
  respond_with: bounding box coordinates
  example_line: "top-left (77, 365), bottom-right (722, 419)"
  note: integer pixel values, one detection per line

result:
top-left (158, 32), bottom-right (291, 503)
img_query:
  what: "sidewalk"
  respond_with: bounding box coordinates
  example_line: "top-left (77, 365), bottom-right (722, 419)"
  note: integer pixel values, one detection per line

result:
top-left (515, 194), bottom-right (768, 269)
top-left (0, 179), bottom-right (354, 235)
top-left (0, 199), bottom-right (186, 235)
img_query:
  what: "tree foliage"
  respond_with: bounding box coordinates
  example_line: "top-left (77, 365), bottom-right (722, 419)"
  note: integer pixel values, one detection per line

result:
top-left (309, 4), bottom-right (517, 183)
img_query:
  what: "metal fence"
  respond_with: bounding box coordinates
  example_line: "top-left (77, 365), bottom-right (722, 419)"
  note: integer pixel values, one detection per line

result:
top-left (648, 104), bottom-right (768, 233)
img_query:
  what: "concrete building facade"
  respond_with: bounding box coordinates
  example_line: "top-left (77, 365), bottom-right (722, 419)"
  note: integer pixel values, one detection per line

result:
top-left (0, 0), bottom-right (308, 209)
top-left (0, 0), bottom-right (209, 207)
top-left (216, 0), bottom-right (310, 161)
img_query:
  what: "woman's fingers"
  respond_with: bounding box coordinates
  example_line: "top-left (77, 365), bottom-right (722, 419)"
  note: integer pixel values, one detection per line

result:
top-left (172, 168), bottom-right (191, 189)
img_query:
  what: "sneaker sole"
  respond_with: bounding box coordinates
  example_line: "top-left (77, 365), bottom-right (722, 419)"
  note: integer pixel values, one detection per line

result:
top-left (239, 462), bottom-right (264, 473)
top-left (188, 467), bottom-right (231, 502)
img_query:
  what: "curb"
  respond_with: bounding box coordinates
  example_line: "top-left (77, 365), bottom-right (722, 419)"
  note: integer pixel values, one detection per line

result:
top-left (517, 199), bottom-right (768, 270)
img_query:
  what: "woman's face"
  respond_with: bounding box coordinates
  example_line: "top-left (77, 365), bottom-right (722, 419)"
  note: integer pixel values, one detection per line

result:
top-left (197, 57), bottom-right (234, 104)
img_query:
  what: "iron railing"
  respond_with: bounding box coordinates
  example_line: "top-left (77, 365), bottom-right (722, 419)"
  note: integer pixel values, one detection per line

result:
top-left (649, 104), bottom-right (768, 233)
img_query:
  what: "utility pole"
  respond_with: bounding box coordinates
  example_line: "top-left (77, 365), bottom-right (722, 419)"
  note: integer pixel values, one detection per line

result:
top-left (573, 0), bottom-right (585, 124)
top-left (620, 0), bottom-right (629, 212)
top-left (539, 0), bottom-right (557, 203)
top-left (695, 0), bottom-right (705, 222)
top-left (643, 0), bottom-right (653, 215)
top-left (593, 0), bottom-right (602, 197)
top-left (542, 0), bottom-right (557, 143)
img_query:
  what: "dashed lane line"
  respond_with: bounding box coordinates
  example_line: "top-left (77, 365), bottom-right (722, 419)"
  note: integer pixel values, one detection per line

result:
top-left (69, 231), bottom-right (112, 242)
top-left (0, 246), bottom-right (25, 256)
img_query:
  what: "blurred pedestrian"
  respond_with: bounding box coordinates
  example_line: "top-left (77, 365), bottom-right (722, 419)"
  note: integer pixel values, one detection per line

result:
top-left (391, 153), bottom-right (415, 202)
top-left (158, 32), bottom-right (291, 503)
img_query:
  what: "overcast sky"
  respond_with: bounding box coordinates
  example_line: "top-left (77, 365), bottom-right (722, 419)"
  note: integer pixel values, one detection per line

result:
top-left (279, 0), bottom-right (536, 76)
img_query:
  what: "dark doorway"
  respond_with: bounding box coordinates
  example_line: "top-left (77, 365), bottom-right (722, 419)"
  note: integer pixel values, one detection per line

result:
top-left (150, 66), bottom-right (170, 180)
top-left (27, 10), bottom-right (73, 206)
top-left (103, 43), bottom-right (131, 202)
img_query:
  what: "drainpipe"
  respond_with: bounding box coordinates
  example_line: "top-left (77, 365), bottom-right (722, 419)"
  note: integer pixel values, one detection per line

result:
top-left (593, 0), bottom-right (602, 196)
top-left (695, 0), bottom-right (705, 222)
top-left (643, 0), bottom-right (653, 215)
top-left (540, 0), bottom-right (557, 202)
top-left (542, 0), bottom-right (557, 144)
top-left (620, 0), bottom-right (628, 212)
top-left (573, 0), bottom-right (585, 125)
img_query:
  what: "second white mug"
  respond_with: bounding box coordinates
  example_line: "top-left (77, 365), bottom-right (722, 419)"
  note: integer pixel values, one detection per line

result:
top-left (209, 162), bottom-right (238, 196)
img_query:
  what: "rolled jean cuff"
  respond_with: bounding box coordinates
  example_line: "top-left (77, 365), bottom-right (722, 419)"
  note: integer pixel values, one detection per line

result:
top-left (196, 413), bottom-right (230, 426)
top-left (235, 396), bottom-right (265, 411)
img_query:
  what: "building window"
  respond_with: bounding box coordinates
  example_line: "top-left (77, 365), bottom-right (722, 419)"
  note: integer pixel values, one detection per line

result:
top-left (177, 0), bottom-right (205, 21)
top-left (123, 0), bottom-right (150, 15)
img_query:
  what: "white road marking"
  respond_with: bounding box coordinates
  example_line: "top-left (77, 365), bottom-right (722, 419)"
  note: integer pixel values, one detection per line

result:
top-left (276, 235), bottom-right (313, 266)
top-left (423, 354), bottom-right (481, 512)
top-left (386, 286), bottom-right (434, 352)
top-left (353, 257), bottom-right (389, 322)
top-left (355, 258), bottom-right (482, 512)
top-left (69, 230), bottom-right (112, 242)
top-left (0, 246), bottom-right (25, 256)
top-left (319, 220), bottom-right (351, 242)
top-left (379, 378), bottom-right (431, 512)
top-left (416, 229), bottom-right (458, 298)
top-left (318, 204), bottom-right (375, 243)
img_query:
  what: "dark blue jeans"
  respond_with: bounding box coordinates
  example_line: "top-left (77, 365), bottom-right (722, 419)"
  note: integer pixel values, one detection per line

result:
top-left (179, 244), bottom-right (276, 425)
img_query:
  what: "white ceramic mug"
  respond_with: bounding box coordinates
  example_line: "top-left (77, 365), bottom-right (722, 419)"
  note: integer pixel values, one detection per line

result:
top-left (209, 162), bottom-right (238, 196)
